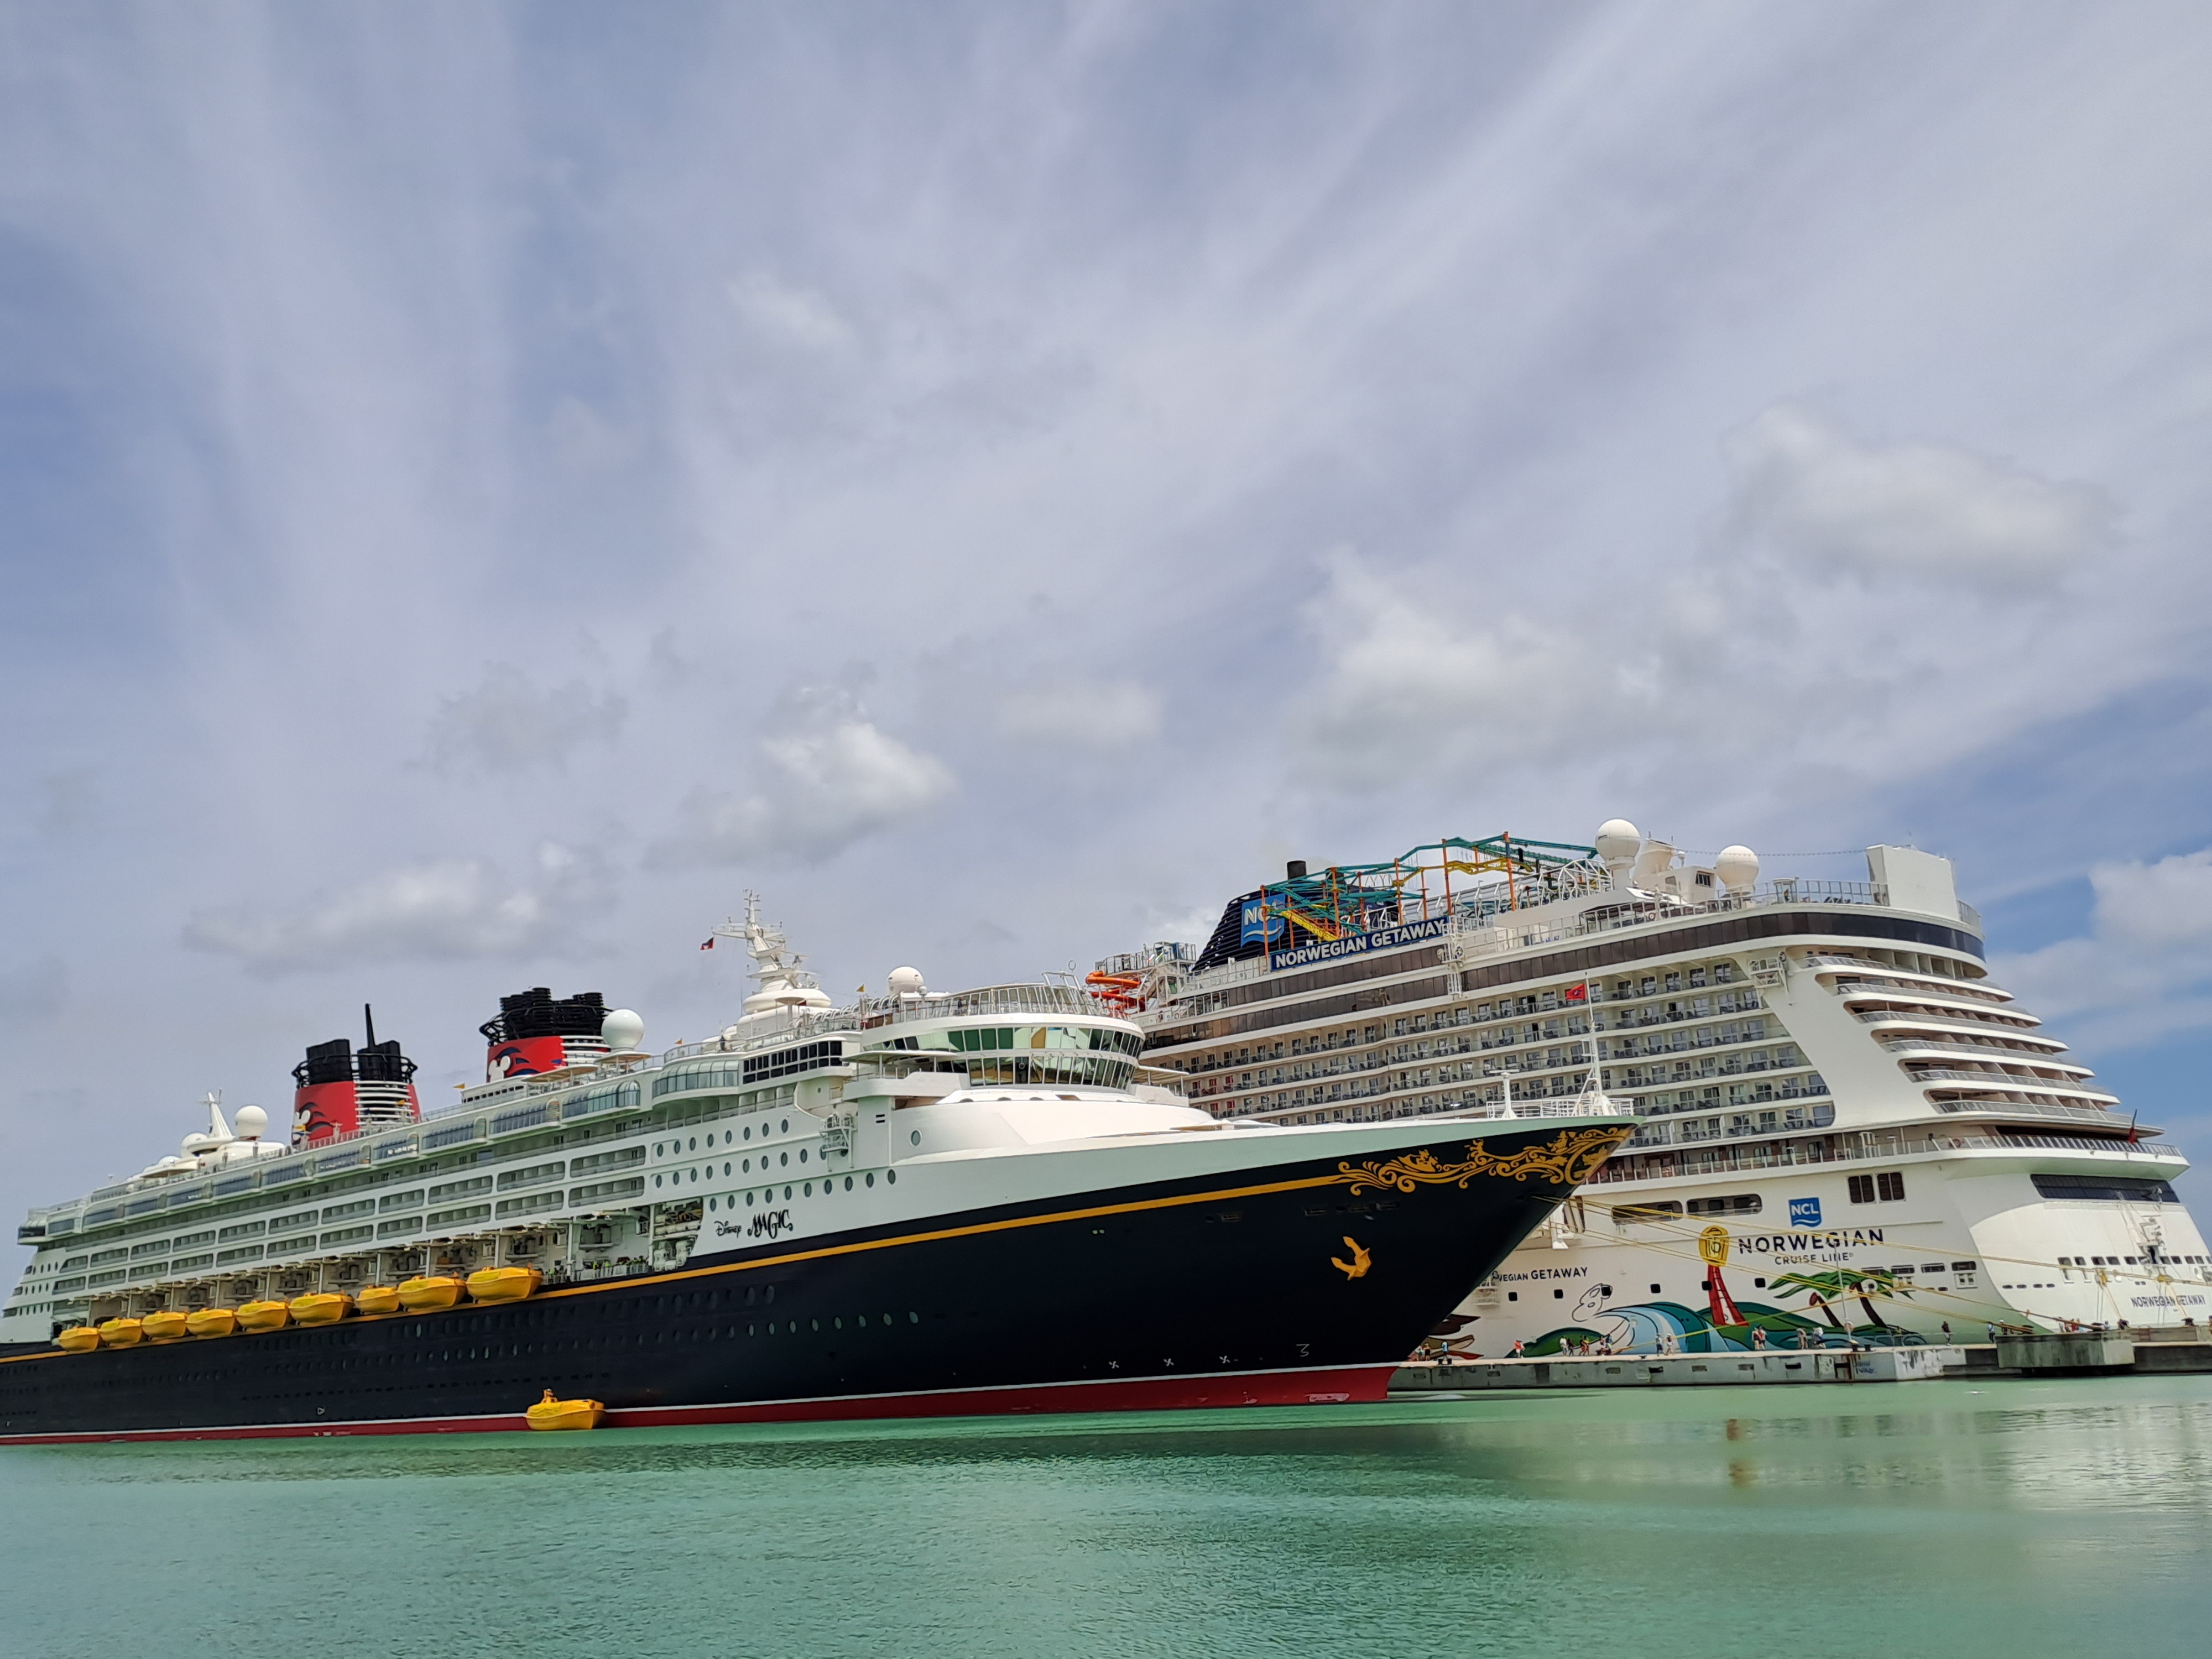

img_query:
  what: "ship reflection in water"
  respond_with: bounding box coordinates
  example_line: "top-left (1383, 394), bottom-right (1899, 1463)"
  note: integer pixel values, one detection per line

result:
top-left (3, 1379), bottom-right (2207, 1658)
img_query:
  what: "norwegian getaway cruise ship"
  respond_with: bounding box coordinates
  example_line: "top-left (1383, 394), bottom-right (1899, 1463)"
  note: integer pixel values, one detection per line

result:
top-left (0, 898), bottom-right (1629, 1442)
top-left (1105, 826), bottom-right (2209, 1356)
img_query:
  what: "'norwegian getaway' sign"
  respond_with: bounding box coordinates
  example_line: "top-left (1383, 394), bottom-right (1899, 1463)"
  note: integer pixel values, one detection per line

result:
top-left (1268, 914), bottom-right (1454, 973)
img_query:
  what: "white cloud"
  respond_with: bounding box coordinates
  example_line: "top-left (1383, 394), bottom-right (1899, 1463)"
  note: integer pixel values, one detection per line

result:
top-left (182, 844), bottom-right (609, 975)
top-left (1723, 403), bottom-right (2114, 587)
top-left (1294, 403), bottom-right (2146, 796)
top-left (729, 271), bottom-right (857, 356)
top-left (650, 688), bottom-right (953, 868)
top-left (996, 677), bottom-right (1164, 752)
top-left (1995, 849), bottom-right (2212, 1052)
top-left (1295, 546), bottom-right (1677, 785)
top-left (426, 664), bottom-right (627, 776)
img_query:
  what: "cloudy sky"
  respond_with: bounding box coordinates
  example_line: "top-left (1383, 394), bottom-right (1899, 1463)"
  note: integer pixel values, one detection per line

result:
top-left (3, 2), bottom-right (2211, 1223)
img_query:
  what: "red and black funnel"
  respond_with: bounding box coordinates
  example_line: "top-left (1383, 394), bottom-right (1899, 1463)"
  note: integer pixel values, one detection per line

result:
top-left (291, 1005), bottom-right (421, 1144)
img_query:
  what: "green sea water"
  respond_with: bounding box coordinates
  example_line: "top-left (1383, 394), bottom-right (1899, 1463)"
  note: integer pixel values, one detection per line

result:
top-left (3, 1377), bottom-right (2209, 1659)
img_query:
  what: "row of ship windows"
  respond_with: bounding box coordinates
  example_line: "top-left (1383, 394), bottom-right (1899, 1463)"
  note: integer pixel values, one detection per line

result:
top-left (44, 1150), bottom-right (654, 1269)
top-left (655, 1120), bottom-right (792, 1156)
top-left (1613, 1174), bottom-right (1907, 1219)
top-left (1611, 1045), bottom-right (1797, 1098)
top-left (1186, 970), bottom-right (1767, 1088)
top-left (43, 1099), bottom-right (878, 1282)
top-left (1599, 1016), bottom-right (1771, 1063)
top-left (670, 1170), bottom-right (899, 1204)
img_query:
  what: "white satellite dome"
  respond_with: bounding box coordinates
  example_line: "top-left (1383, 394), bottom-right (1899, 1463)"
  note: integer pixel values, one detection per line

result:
top-left (601, 1008), bottom-right (646, 1053)
top-left (233, 1104), bottom-right (269, 1140)
top-left (1714, 845), bottom-right (1761, 895)
top-left (887, 966), bottom-right (926, 999)
top-left (1594, 818), bottom-right (1641, 879)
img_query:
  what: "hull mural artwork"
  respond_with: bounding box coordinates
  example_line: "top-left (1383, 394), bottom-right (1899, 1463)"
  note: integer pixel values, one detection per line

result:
top-left (1515, 1223), bottom-right (1927, 1355)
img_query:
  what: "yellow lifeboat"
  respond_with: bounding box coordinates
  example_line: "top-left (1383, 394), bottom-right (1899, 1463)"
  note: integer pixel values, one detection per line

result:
top-left (398, 1275), bottom-right (463, 1312)
top-left (97, 1317), bottom-right (144, 1348)
top-left (56, 1326), bottom-right (101, 1353)
top-left (355, 1285), bottom-right (401, 1316)
top-left (238, 1299), bottom-right (291, 1333)
top-left (466, 1266), bottom-right (542, 1305)
top-left (142, 1310), bottom-right (190, 1343)
top-left (525, 1389), bottom-right (604, 1431)
top-left (186, 1307), bottom-right (238, 1339)
top-left (290, 1292), bottom-right (352, 1327)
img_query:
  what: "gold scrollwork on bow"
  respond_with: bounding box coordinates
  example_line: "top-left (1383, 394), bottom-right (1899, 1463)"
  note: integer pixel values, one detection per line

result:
top-left (1334, 1126), bottom-right (1629, 1195)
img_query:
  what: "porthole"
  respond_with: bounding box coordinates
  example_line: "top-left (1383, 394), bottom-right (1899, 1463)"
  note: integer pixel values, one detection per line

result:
top-left (834, 1316), bottom-right (843, 1330)
top-left (799, 1149), bottom-right (808, 1164)
top-left (780, 1152), bottom-right (789, 1167)
top-left (843, 1176), bottom-right (853, 1192)
top-left (780, 1119), bottom-right (789, 1133)
top-left (654, 1175), bottom-right (664, 1188)
top-left (857, 1313), bottom-right (868, 1327)
top-left (708, 1197), bottom-right (717, 1212)
top-left (724, 1162), bottom-right (732, 1177)
top-left (908, 1311), bottom-right (919, 1324)
top-left (886, 1170), bottom-right (897, 1185)
top-left (804, 1182), bottom-right (813, 1197)
top-left (784, 1185), bottom-right (792, 1199)
top-left (810, 1318), bottom-right (820, 1332)
top-left (654, 1142), bottom-right (662, 1156)
top-left (744, 1158), bottom-right (751, 1172)
top-left (745, 1286), bottom-right (756, 1305)
top-left (765, 1285), bottom-right (775, 1303)
top-left (743, 1126), bottom-right (752, 1141)
top-left (705, 1132), bottom-right (714, 1147)
top-left (745, 1191), bottom-right (754, 1206)
top-left (910, 1130), bottom-right (921, 1146)
top-left (747, 1323), bottom-right (756, 1336)
top-left (865, 1172), bottom-right (875, 1188)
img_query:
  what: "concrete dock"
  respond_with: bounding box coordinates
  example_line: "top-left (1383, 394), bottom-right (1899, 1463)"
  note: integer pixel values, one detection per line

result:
top-left (1392, 1347), bottom-right (1958, 1391)
top-left (1391, 1327), bottom-right (2212, 1391)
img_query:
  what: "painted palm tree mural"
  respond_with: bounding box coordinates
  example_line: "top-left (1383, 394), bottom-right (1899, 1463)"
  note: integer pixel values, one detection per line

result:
top-left (1769, 1268), bottom-right (1913, 1336)
top-left (1500, 1232), bottom-right (1923, 1358)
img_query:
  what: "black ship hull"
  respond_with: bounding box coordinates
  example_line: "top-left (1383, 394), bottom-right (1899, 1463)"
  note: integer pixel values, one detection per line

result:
top-left (0, 1124), bottom-right (1621, 1442)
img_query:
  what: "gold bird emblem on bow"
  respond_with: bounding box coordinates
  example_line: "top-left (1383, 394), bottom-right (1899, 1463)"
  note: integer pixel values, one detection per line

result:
top-left (1332, 1236), bottom-right (1372, 1280)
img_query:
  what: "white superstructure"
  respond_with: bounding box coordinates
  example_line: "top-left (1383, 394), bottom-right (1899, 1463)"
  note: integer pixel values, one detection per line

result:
top-left (1123, 827), bottom-right (2209, 1353)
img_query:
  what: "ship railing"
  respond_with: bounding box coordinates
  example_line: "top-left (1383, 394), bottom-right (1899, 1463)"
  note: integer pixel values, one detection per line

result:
top-left (853, 982), bottom-right (1102, 1026)
top-left (1451, 1093), bottom-right (1627, 1123)
top-left (1881, 1036), bottom-right (2086, 1068)
top-left (1855, 1008), bottom-right (2056, 1039)
top-left (1447, 880), bottom-right (1902, 965)
top-left (1585, 1130), bottom-right (2182, 1183)
top-left (1916, 1074), bottom-right (2119, 1104)
top-left (1930, 1099), bottom-right (2148, 1132)
top-left (651, 985), bottom-right (1109, 1067)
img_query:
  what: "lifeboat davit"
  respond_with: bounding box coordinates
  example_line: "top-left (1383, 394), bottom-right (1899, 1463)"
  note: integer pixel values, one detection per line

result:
top-left (290, 1292), bottom-right (352, 1326)
top-left (398, 1275), bottom-right (463, 1312)
top-left (97, 1317), bottom-right (144, 1348)
top-left (238, 1300), bottom-right (291, 1333)
top-left (142, 1310), bottom-right (190, 1342)
top-left (356, 1285), bottom-right (401, 1316)
top-left (186, 1307), bottom-right (238, 1338)
top-left (467, 1266), bottom-right (543, 1305)
top-left (56, 1326), bottom-right (100, 1353)
top-left (525, 1389), bottom-right (605, 1431)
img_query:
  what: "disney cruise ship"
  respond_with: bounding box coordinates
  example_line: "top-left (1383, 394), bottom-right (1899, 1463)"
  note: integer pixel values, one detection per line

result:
top-left (1109, 826), bottom-right (2209, 1356)
top-left (0, 900), bottom-right (1628, 1442)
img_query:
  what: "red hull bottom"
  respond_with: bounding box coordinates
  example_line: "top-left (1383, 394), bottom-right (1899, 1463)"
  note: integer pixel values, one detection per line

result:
top-left (0, 1363), bottom-right (1399, 1446)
